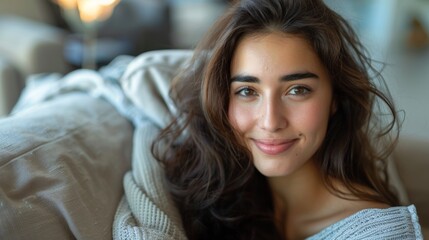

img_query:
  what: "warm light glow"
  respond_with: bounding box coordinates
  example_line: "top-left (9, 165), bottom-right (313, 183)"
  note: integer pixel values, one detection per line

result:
top-left (54, 0), bottom-right (77, 10)
top-left (54, 0), bottom-right (121, 23)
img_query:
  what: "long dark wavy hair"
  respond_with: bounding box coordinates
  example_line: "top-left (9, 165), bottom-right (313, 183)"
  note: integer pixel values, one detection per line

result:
top-left (152, 0), bottom-right (401, 239)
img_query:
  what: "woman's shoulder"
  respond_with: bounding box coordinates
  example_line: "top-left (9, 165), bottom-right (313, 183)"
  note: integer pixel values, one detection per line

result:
top-left (307, 205), bottom-right (423, 240)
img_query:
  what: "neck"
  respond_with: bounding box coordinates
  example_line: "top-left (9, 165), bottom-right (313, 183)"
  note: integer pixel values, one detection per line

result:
top-left (268, 160), bottom-right (327, 212)
top-left (268, 160), bottom-right (333, 239)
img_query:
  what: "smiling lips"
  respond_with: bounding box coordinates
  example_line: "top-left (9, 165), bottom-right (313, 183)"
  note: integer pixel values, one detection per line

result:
top-left (252, 139), bottom-right (297, 155)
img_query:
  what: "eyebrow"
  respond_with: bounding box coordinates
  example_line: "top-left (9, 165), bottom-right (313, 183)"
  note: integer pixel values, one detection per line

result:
top-left (230, 72), bottom-right (319, 83)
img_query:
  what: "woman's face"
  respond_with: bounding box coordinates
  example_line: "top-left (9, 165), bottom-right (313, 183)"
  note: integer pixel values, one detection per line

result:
top-left (228, 32), bottom-right (334, 177)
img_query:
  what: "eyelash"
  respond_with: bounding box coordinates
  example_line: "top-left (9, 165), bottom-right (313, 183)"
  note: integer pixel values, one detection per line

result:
top-left (234, 85), bottom-right (312, 97)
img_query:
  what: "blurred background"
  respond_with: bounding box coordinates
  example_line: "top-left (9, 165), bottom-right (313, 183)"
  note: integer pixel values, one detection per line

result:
top-left (0, 0), bottom-right (428, 234)
top-left (0, 0), bottom-right (428, 139)
top-left (325, 0), bottom-right (429, 140)
top-left (0, 0), bottom-right (230, 116)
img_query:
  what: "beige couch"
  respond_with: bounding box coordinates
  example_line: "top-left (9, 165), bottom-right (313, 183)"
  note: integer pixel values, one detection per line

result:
top-left (0, 93), bottom-right (133, 239)
top-left (0, 16), bottom-right (69, 117)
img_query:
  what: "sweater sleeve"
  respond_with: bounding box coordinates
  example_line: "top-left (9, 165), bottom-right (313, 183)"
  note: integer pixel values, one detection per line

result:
top-left (113, 50), bottom-right (193, 239)
top-left (113, 124), bottom-right (187, 240)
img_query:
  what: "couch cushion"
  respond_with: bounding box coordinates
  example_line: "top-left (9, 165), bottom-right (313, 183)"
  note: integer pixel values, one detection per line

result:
top-left (394, 137), bottom-right (429, 230)
top-left (0, 93), bottom-right (133, 240)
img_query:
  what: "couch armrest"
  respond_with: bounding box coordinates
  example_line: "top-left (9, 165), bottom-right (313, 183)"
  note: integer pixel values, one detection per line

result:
top-left (0, 57), bottom-right (22, 117)
top-left (0, 16), bottom-right (70, 116)
top-left (393, 137), bottom-right (429, 230)
top-left (0, 15), bottom-right (69, 76)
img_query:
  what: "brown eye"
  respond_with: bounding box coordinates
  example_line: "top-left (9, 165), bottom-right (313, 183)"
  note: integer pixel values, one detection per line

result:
top-left (236, 87), bottom-right (258, 97)
top-left (288, 86), bottom-right (311, 96)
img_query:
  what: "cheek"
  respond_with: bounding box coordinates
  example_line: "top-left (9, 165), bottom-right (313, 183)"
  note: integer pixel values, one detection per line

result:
top-left (292, 100), bottom-right (331, 135)
top-left (228, 101), bottom-right (254, 133)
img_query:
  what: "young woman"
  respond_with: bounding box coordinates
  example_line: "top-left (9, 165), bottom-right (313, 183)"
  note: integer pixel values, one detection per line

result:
top-left (151, 0), bottom-right (422, 239)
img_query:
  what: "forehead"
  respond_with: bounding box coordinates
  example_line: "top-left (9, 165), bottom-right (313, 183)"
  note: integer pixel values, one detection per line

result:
top-left (230, 32), bottom-right (328, 77)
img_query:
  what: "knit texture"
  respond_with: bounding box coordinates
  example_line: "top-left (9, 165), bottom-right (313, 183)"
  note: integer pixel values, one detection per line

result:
top-left (112, 123), bottom-right (187, 240)
top-left (307, 205), bottom-right (422, 239)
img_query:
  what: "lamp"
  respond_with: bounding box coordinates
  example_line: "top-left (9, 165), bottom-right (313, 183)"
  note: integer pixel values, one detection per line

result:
top-left (53, 0), bottom-right (121, 69)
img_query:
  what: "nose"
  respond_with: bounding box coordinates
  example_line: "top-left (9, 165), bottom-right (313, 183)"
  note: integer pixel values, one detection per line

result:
top-left (258, 97), bottom-right (287, 132)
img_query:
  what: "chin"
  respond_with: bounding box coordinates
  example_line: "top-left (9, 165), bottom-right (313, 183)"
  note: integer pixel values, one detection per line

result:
top-left (254, 162), bottom-right (296, 178)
